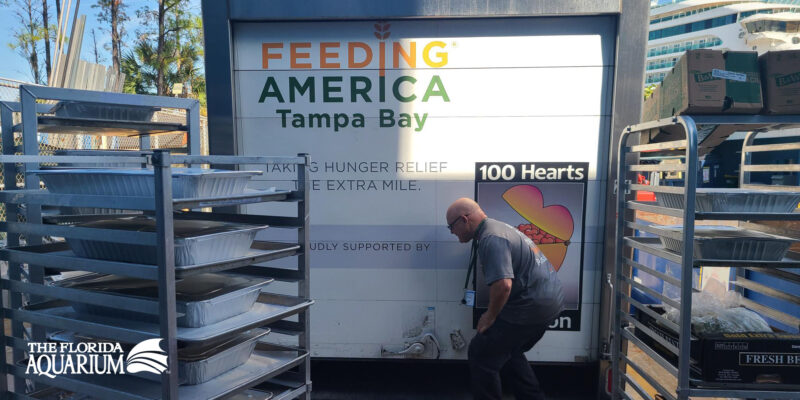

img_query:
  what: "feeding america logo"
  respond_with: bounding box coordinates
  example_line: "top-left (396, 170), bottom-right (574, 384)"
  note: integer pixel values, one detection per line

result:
top-left (26, 338), bottom-right (168, 378)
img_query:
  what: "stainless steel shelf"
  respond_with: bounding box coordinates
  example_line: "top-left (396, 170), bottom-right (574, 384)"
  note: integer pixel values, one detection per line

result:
top-left (0, 188), bottom-right (295, 211)
top-left (269, 384), bottom-right (309, 400)
top-left (0, 189), bottom-right (154, 210)
top-left (687, 385), bottom-right (800, 399)
top-left (0, 89), bottom-right (313, 399)
top-left (8, 342), bottom-right (307, 400)
top-left (613, 114), bottom-right (800, 400)
top-left (620, 328), bottom-right (800, 399)
top-left (623, 237), bottom-right (681, 264)
top-left (13, 116), bottom-right (187, 136)
top-left (173, 189), bottom-right (295, 209)
top-left (620, 327), bottom-right (678, 378)
top-left (267, 320), bottom-right (305, 336)
top-left (250, 374), bottom-right (309, 400)
top-left (16, 293), bottom-right (313, 344)
top-left (1, 241), bottom-right (302, 279)
top-left (628, 201), bottom-right (800, 221)
top-left (625, 115), bottom-right (800, 136)
top-left (624, 236), bottom-right (800, 268)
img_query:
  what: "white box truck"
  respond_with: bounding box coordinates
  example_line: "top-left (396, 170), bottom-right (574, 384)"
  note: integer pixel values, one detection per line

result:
top-left (202, 1), bottom-right (647, 395)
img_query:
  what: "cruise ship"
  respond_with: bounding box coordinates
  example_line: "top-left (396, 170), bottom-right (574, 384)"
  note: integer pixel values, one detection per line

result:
top-left (646, 0), bottom-right (800, 87)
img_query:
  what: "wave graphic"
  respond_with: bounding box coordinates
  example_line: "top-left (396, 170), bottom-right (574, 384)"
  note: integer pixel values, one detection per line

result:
top-left (126, 338), bottom-right (168, 375)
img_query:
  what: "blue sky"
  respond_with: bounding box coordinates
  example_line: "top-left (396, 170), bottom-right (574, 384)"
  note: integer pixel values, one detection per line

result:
top-left (0, 0), bottom-right (201, 83)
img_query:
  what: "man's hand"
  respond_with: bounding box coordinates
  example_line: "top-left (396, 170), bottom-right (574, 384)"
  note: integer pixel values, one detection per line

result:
top-left (477, 312), bottom-right (496, 334)
top-left (479, 278), bottom-right (512, 334)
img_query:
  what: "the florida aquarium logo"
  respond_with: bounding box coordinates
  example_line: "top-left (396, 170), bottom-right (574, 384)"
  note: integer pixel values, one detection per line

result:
top-left (25, 338), bottom-right (168, 378)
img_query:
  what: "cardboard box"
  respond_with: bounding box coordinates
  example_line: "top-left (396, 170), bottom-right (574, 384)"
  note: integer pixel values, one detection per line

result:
top-left (697, 124), bottom-right (738, 156)
top-left (658, 49), bottom-right (763, 118)
top-left (702, 332), bottom-right (800, 385)
top-left (633, 306), bottom-right (800, 386)
top-left (660, 49), bottom-right (726, 116)
top-left (642, 84), bottom-right (661, 122)
top-left (721, 51), bottom-right (763, 114)
top-left (760, 50), bottom-right (800, 114)
top-left (633, 306), bottom-right (703, 368)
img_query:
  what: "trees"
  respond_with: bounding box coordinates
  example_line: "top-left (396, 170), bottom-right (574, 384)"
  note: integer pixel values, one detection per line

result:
top-left (93, 0), bottom-right (128, 76)
top-left (2, 0), bottom-right (58, 84)
top-left (42, 0), bottom-right (53, 80)
top-left (124, 1), bottom-right (205, 105)
top-left (3, 0), bottom-right (205, 103)
top-left (91, 28), bottom-right (106, 64)
top-left (173, 15), bottom-right (205, 106)
top-left (137, 0), bottom-right (190, 96)
top-left (4, 0), bottom-right (44, 84)
top-left (121, 39), bottom-right (157, 94)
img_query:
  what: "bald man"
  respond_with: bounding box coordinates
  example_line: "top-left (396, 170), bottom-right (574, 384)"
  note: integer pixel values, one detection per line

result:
top-left (446, 198), bottom-right (564, 400)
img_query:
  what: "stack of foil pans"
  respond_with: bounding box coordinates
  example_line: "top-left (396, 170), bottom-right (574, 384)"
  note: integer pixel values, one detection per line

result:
top-left (57, 272), bottom-right (272, 327)
top-left (49, 329), bottom-right (269, 385)
top-left (30, 168), bottom-right (261, 198)
top-left (52, 101), bottom-right (160, 121)
top-left (66, 216), bottom-right (267, 266)
top-left (658, 225), bottom-right (795, 261)
top-left (656, 188), bottom-right (800, 213)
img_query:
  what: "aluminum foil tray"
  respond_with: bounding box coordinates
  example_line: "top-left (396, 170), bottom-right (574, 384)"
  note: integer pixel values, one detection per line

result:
top-left (53, 149), bottom-right (149, 168)
top-left (225, 389), bottom-right (275, 400)
top-left (49, 329), bottom-right (269, 385)
top-left (656, 188), bottom-right (800, 213)
top-left (66, 216), bottom-right (267, 266)
top-left (52, 101), bottom-right (160, 121)
top-left (155, 329), bottom-right (268, 385)
top-left (58, 272), bottom-right (272, 327)
top-left (30, 168), bottom-right (261, 198)
top-left (658, 225), bottom-right (794, 261)
top-left (27, 294), bottom-right (311, 344)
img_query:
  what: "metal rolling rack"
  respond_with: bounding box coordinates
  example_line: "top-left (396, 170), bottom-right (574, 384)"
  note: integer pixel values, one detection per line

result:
top-left (611, 115), bottom-right (800, 400)
top-left (0, 86), bottom-right (312, 399)
top-left (0, 85), bottom-right (202, 158)
top-left (0, 84), bottom-right (203, 249)
top-left (0, 86), bottom-right (191, 398)
top-left (0, 151), bottom-right (313, 399)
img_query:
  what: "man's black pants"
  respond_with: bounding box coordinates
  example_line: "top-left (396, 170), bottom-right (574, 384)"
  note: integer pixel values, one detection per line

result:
top-left (468, 318), bottom-right (548, 400)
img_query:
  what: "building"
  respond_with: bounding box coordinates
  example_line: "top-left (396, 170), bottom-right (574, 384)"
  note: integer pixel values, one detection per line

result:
top-left (646, 0), bottom-right (800, 87)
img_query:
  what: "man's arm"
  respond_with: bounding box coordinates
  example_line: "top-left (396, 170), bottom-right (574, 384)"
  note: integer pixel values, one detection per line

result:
top-left (477, 278), bottom-right (512, 333)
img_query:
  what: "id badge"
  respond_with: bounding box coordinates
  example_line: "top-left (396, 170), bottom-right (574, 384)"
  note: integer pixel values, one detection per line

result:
top-left (463, 289), bottom-right (475, 307)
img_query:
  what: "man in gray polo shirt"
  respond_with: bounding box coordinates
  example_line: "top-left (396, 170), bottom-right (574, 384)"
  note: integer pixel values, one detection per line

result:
top-left (446, 198), bottom-right (564, 400)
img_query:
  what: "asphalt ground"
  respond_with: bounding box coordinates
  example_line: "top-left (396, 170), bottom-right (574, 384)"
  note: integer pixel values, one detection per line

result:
top-left (310, 359), bottom-right (598, 399)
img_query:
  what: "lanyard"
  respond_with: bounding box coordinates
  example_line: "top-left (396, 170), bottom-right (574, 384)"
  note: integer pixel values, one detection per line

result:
top-left (462, 218), bottom-right (487, 291)
top-left (463, 239), bottom-right (479, 291)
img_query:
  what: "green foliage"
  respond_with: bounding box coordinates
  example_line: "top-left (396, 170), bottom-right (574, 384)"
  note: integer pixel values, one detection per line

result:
top-left (93, 0), bottom-right (129, 35)
top-left (122, 39), bottom-right (157, 94)
top-left (644, 83), bottom-right (658, 100)
top-left (3, 0), bottom-right (46, 84)
top-left (123, 1), bottom-right (205, 107)
top-left (93, 0), bottom-right (129, 74)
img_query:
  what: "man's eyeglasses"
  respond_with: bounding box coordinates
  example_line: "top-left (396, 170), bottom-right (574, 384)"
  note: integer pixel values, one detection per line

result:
top-left (447, 213), bottom-right (470, 231)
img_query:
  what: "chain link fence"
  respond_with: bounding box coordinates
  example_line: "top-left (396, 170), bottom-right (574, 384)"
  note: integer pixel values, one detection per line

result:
top-left (0, 78), bottom-right (210, 236)
top-left (0, 78), bottom-right (23, 103)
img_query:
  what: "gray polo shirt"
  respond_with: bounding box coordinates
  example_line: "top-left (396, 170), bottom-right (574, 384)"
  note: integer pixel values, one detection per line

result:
top-left (477, 218), bottom-right (565, 326)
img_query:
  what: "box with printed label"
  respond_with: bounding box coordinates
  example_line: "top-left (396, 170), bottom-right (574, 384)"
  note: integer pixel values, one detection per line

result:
top-left (702, 332), bottom-right (800, 385)
top-left (658, 49), bottom-right (763, 117)
top-left (759, 50), bottom-right (800, 114)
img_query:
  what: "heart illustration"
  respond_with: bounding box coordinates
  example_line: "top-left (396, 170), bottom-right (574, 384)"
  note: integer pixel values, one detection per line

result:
top-left (536, 243), bottom-right (568, 272)
top-left (502, 185), bottom-right (575, 270)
